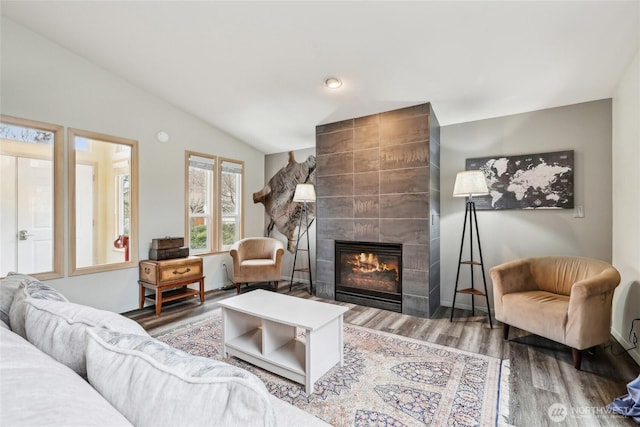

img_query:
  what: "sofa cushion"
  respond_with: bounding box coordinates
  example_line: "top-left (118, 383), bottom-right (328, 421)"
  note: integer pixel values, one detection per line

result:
top-left (86, 328), bottom-right (276, 427)
top-left (24, 298), bottom-right (148, 377)
top-left (9, 278), bottom-right (68, 337)
top-left (0, 327), bottom-right (133, 426)
top-left (0, 272), bottom-right (38, 326)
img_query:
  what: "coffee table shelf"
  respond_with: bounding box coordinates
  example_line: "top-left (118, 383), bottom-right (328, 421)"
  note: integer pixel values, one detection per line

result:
top-left (223, 316), bottom-right (306, 377)
top-left (265, 340), bottom-right (305, 375)
top-left (226, 329), bottom-right (262, 355)
top-left (218, 290), bottom-right (348, 394)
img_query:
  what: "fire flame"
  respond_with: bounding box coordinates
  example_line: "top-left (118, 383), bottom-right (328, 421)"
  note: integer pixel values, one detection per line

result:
top-left (348, 252), bottom-right (397, 275)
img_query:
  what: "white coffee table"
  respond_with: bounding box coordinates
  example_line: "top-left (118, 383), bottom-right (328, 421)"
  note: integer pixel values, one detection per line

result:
top-left (218, 289), bottom-right (349, 394)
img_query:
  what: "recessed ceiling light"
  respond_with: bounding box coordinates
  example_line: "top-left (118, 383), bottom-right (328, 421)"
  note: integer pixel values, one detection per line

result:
top-left (324, 77), bottom-right (342, 89)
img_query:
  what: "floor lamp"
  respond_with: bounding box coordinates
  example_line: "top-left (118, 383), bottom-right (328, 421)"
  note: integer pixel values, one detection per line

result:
top-left (290, 183), bottom-right (315, 293)
top-left (450, 170), bottom-right (493, 328)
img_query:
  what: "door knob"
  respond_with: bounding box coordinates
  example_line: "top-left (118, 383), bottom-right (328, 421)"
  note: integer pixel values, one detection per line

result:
top-left (18, 230), bottom-right (33, 240)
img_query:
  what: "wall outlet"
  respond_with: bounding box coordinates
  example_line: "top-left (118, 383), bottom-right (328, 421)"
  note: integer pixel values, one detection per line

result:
top-left (631, 318), bottom-right (640, 348)
top-left (573, 205), bottom-right (585, 218)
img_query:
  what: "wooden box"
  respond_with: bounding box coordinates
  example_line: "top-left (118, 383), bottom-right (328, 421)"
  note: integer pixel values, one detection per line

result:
top-left (149, 246), bottom-right (189, 261)
top-left (151, 237), bottom-right (185, 250)
top-left (139, 256), bottom-right (203, 285)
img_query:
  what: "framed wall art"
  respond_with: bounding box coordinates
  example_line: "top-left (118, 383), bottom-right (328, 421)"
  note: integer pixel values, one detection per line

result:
top-left (466, 150), bottom-right (574, 210)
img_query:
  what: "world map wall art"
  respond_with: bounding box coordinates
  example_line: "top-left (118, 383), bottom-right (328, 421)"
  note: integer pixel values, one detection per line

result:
top-left (466, 150), bottom-right (574, 210)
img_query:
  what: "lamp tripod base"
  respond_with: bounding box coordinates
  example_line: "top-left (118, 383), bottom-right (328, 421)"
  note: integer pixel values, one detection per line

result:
top-left (450, 199), bottom-right (492, 328)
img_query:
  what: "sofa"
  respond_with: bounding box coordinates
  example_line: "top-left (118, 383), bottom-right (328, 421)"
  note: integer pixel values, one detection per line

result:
top-left (230, 237), bottom-right (285, 294)
top-left (0, 272), bottom-right (329, 427)
top-left (490, 256), bottom-right (621, 369)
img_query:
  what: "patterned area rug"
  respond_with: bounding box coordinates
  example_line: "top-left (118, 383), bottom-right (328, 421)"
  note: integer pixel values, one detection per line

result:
top-left (157, 316), bottom-right (509, 427)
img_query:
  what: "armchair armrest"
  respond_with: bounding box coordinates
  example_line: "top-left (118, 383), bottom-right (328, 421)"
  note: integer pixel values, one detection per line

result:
top-left (490, 259), bottom-right (537, 319)
top-left (229, 241), bottom-right (243, 269)
top-left (272, 242), bottom-right (285, 268)
top-left (490, 259), bottom-right (538, 295)
top-left (570, 267), bottom-right (621, 300)
top-left (566, 267), bottom-right (621, 349)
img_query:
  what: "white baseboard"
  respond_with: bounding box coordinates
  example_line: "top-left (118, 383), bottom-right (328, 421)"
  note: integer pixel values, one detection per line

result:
top-left (611, 327), bottom-right (640, 366)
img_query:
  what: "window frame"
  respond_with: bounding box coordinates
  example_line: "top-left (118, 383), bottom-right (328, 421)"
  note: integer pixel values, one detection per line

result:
top-left (68, 128), bottom-right (139, 276)
top-left (185, 151), bottom-right (244, 255)
top-left (0, 115), bottom-right (64, 280)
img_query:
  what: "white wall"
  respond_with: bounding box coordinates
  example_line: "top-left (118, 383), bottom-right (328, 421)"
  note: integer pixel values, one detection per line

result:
top-left (440, 100), bottom-right (613, 312)
top-left (264, 148), bottom-right (316, 289)
top-left (1, 18), bottom-right (266, 313)
top-left (612, 48), bottom-right (640, 365)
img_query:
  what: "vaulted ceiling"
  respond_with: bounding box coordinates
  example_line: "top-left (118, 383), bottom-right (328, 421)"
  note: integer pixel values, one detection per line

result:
top-left (2, 1), bottom-right (639, 154)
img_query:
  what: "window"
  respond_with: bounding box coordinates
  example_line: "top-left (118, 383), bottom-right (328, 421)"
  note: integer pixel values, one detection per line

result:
top-left (220, 159), bottom-right (243, 251)
top-left (186, 152), bottom-right (243, 254)
top-left (187, 153), bottom-right (215, 254)
top-left (68, 128), bottom-right (138, 275)
top-left (0, 115), bottom-right (63, 279)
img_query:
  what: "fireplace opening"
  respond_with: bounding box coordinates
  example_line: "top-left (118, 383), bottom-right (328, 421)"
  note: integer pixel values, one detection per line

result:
top-left (335, 240), bottom-right (402, 312)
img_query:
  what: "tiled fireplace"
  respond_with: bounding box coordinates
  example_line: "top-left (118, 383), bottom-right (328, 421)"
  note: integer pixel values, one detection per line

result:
top-left (315, 103), bottom-right (441, 318)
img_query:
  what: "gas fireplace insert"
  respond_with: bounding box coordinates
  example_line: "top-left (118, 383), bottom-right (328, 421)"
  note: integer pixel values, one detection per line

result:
top-left (334, 240), bottom-right (402, 312)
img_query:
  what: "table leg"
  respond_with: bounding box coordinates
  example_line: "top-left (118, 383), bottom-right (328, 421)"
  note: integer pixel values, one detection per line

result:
top-left (199, 278), bottom-right (205, 304)
top-left (338, 315), bottom-right (344, 367)
top-left (139, 283), bottom-right (145, 309)
top-left (221, 308), bottom-right (228, 357)
top-left (155, 288), bottom-right (162, 316)
top-left (305, 329), bottom-right (313, 394)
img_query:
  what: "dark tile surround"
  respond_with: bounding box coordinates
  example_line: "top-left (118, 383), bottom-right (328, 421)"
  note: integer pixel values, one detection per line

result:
top-left (315, 103), bottom-right (441, 318)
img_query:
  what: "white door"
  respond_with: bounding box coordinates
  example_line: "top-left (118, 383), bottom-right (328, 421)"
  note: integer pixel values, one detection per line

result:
top-left (75, 163), bottom-right (94, 268)
top-left (0, 155), bottom-right (17, 275)
top-left (0, 156), bottom-right (54, 275)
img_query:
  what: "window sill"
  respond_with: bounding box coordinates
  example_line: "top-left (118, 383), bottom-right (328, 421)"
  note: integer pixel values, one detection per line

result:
top-left (192, 250), bottom-right (230, 257)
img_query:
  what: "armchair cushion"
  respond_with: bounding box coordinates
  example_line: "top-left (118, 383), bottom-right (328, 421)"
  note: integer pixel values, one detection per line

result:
top-left (501, 291), bottom-right (569, 344)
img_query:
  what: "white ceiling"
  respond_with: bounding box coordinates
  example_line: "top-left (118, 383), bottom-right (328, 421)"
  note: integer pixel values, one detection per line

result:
top-left (2, 1), bottom-right (639, 154)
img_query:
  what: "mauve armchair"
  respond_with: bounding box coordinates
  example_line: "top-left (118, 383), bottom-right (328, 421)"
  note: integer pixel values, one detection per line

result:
top-left (229, 237), bottom-right (285, 294)
top-left (490, 256), bottom-right (620, 369)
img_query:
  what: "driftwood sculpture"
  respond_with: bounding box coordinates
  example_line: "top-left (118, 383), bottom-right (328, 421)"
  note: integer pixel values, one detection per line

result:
top-left (253, 152), bottom-right (316, 252)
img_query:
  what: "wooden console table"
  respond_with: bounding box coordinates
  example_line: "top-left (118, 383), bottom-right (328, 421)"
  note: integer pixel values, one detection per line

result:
top-left (138, 256), bottom-right (205, 315)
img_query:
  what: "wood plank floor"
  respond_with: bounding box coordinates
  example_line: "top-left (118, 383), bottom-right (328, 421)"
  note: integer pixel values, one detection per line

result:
top-left (124, 283), bottom-right (638, 426)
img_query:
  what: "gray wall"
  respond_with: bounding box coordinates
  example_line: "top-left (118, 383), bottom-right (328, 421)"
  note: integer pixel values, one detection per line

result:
top-left (441, 99), bottom-right (613, 312)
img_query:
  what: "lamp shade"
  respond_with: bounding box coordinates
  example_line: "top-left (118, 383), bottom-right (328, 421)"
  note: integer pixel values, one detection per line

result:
top-left (293, 183), bottom-right (316, 202)
top-left (453, 170), bottom-right (489, 197)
